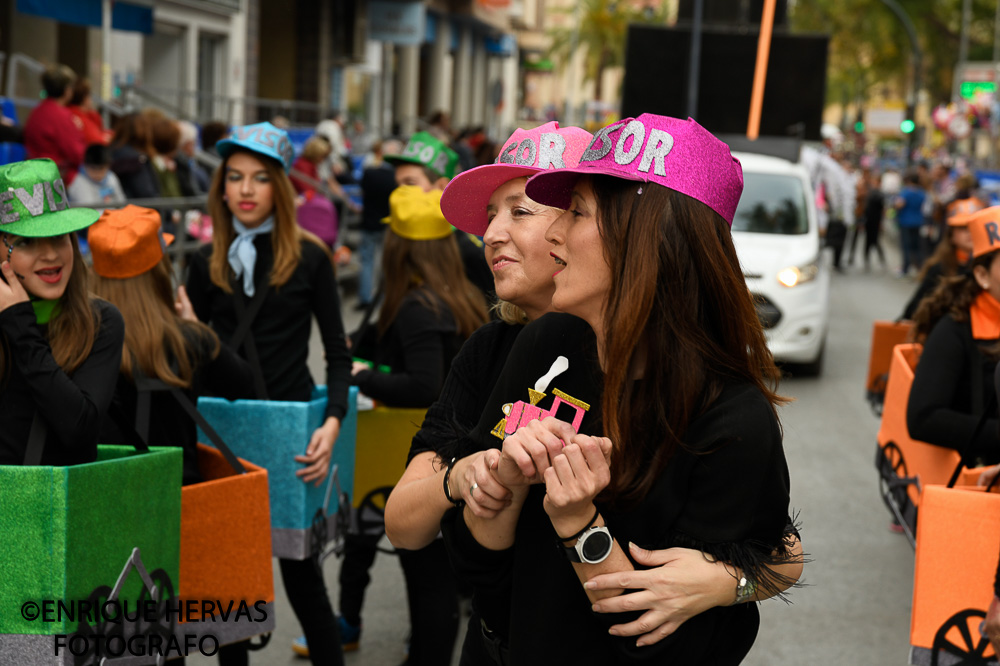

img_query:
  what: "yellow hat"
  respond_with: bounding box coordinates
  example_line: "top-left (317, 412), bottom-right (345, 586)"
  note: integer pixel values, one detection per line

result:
top-left (384, 185), bottom-right (453, 241)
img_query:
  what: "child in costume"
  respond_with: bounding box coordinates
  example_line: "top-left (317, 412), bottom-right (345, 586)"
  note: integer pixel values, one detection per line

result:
top-left (0, 158), bottom-right (123, 466)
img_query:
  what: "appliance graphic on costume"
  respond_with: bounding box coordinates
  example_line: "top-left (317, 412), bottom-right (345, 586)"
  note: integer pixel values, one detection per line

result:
top-left (490, 355), bottom-right (591, 439)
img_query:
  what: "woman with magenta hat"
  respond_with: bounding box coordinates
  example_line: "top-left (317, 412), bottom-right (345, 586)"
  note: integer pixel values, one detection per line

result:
top-left (443, 115), bottom-right (799, 664)
top-left (384, 120), bottom-right (801, 664)
top-left (0, 158), bottom-right (124, 467)
top-left (183, 122), bottom-right (350, 665)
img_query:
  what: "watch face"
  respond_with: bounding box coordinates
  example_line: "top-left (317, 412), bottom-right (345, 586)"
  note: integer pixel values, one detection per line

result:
top-left (580, 530), bottom-right (612, 563)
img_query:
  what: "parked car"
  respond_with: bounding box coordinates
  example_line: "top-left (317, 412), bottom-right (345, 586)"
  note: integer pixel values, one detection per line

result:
top-left (731, 151), bottom-right (830, 375)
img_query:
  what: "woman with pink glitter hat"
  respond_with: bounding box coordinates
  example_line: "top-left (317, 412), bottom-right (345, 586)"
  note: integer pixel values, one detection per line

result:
top-left (441, 115), bottom-right (802, 664)
top-left (384, 119), bottom-right (801, 665)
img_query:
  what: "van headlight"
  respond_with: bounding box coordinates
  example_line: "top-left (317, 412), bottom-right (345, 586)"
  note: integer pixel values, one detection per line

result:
top-left (777, 262), bottom-right (819, 287)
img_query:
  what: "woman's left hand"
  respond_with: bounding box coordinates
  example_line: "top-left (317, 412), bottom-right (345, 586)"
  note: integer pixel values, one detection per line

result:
top-left (0, 261), bottom-right (29, 313)
top-left (542, 434), bottom-right (612, 535)
top-left (296, 416), bottom-right (341, 485)
top-left (586, 544), bottom-right (739, 646)
top-left (351, 361), bottom-right (370, 376)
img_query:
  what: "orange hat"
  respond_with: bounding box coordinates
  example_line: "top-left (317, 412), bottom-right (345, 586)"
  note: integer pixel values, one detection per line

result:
top-left (960, 206), bottom-right (1000, 258)
top-left (947, 198), bottom-right (987, 226)
top-left (89, 205), bottom-right (175, 278)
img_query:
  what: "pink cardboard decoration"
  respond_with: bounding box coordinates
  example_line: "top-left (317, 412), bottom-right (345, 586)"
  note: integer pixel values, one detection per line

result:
top-left (525, 114), bottom-right (744, 226)
top-left (441, 122), bottom-right (593, 236)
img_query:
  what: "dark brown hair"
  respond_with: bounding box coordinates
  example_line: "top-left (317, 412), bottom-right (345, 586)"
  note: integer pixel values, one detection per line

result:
top-left (378, 230), bottom-right (487, 339)
top-left (111, 113), bottom-right (154, 156)
top-left (92, 254), bottom-right (219, 387)
top-left (918, 228), bottom-right (964, 283)
top-left (588, 175), bottom-right (785, 506)
top-left (68, 77), bottom-right (92, 107)
top-left (207, 148), bottom-right (332, 293)
top-left (151, 118), bottom-right (181, 157)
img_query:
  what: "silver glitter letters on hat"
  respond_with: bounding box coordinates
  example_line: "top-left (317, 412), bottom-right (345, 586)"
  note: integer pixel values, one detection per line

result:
top-left (499, 141), bottom-right (519, 164)
top-left (419, 145), bottom-right (435, 164)
top-left (638, 129), bottom-right (674, 176)
top-left (614, 120), bottom-right (646, 165)
top-left (14, 184), bottom-right (44, 217)
top-left (515, 138), bottom-right (537, 166)
top-left (43, 180), bottom-right (57, 213)
top-left (0, 190), bottom-right (17, 224)
top-left (538, 133), bottom-right (567, 169)
top-left (52, 179), bottom-right (69, 210)
top-left (581, 121), bottom-right (625, 162)
top-left (403, 141), bottom-right (422, 158)
top-left (432, 152), bottom-right (449, 176)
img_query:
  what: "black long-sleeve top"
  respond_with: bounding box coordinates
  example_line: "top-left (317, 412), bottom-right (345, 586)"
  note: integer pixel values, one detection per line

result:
top-left (0, 299), bottom-right (124, 466)
top-left (405, 319), bottom-right (524, 465)
top-left (352, 289), bottom-right (467, 409)
top-left (442, 313), bottom-right (792, 665)
top-left (908, 314), bottom-right (1000, 464)
top-left (99, 328), bottom-right (256, 485)
top-left (185, 235), bottom-right (351, 422)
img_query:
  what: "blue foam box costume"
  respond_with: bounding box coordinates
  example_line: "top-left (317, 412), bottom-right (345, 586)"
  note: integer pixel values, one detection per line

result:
top-left (197, 386), bottom-right (357, 559)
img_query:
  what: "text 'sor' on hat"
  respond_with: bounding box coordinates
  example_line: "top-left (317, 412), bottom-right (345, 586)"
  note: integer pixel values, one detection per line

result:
top-left (385, 185), bottom-right (454, 241)
top-left (962, 206), bottom-right (1000, 258)
top-left (947, 198), bottom-right (986, 226)
top-left (385, 131), bottom-right (459, 181)
top-left (216, 122), bottom-right (295, 173)
top-left (524, 115), bottom-right (744, 226)
top-left (441, 122), bottom-right (594, 236)
top-left (89, 204), bottom-right (175, 279)
top-left (0, 159), bottom-right (98, 238)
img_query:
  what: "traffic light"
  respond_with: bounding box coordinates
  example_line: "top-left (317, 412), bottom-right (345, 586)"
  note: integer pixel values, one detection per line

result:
top-left (900, 119), bottom-right (916, 134)
top-left (854, 120), bottom-right (865, 133)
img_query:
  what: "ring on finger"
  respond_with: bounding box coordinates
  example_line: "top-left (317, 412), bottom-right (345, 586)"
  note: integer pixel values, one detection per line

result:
top-left (471, 482), bottom-right (479, 494)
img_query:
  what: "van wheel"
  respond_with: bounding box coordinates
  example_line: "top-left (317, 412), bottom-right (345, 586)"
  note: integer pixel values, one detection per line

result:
top-left (798, 340), bottom-right (825, 377)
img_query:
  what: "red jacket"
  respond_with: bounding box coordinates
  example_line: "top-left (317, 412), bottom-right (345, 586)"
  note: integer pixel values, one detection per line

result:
top-left (68, 106), bottom-right (111, 146)
top-left (23, 99), bottom-right (87, 184)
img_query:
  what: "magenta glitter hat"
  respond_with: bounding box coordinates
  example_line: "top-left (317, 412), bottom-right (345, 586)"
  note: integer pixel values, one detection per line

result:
top-left (441, 122), bottom-right (593, 236)
top-left (524, 115), bottom-right (744, 226)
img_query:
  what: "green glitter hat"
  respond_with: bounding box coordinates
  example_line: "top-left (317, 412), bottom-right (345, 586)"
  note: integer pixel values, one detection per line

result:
top-left (0, 159), bottom-right (99, 237)
top-left (385, 131), bottom-right (460, 181)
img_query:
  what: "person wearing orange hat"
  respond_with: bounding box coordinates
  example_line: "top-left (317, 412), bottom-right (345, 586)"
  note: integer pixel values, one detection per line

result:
top-left (0, 158), bottom-right (123, 467)
top-left (339, 184), bottom-right (488, 663)
top-left (901, 197), bottom-right (986, 319)
top-left (89, 205), bottom-right (254, 485)
top-left (908, 205), bottom-right (1000, 464)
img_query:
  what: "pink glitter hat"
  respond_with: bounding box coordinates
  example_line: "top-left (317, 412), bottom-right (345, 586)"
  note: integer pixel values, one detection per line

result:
top-left (441, 122), bottom-right (593, 236)
top-left (525, 115), bottom-right (744, 226)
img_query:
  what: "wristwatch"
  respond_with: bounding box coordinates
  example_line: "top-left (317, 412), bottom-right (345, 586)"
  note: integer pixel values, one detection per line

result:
top-left (564, 525), bottom-right (614, 564)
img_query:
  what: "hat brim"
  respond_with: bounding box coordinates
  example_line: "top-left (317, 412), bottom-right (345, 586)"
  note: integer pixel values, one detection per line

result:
top-left (216, 138), bottom-right (286, 171)
top-left (441, 164), bottom-right (548, 236)
top-left (949, 213), bottom-right (975, 227)
top-left (1, 206), bottom-right (100, 238)
top-left (525, 166), bottom-right (644, 210)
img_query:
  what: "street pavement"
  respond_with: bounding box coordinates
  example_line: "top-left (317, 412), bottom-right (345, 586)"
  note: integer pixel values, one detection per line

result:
top-left (190, 241), bottom-right (924, 665)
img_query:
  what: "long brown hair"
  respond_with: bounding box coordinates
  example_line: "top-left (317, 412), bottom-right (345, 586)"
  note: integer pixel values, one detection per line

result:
top-left (919, 228), bottom-right (964, 282)
top-left (110, 113), bottom-right (154, 156)
top-left (589, 175), bottom-right (785, 506)
top-left (912, 250), bottom-right (1000, 357)
top-left (92, 254), bottom-right (219, 387)
top-left (0, 235), bottom-right (100, 381)
top-left (207, 148), bottom-right (330, 293)
top-left (378, 230), bottom-right (487, 338)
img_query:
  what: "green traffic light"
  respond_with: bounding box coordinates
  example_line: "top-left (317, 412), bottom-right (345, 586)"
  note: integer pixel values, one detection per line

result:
top-left (854, 121), bottom-right (865, 133)
top-left (900, 119), bottom-right (916, 134)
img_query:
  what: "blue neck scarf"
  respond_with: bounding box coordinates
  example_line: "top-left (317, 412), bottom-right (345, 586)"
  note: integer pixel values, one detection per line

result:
top-left (228, 217), bottom-right (274, 297)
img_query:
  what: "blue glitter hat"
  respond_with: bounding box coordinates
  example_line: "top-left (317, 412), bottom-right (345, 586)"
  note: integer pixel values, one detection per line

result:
top-left (216, 122), bottom-right (295, 172)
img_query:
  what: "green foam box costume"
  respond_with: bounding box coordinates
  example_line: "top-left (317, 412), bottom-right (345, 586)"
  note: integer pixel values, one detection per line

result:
top-left (0, 446), bottom-right (182, 639)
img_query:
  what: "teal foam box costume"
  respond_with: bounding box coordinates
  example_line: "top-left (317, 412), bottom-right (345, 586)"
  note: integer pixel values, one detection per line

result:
top-left (0, 446), bottom-right (182, 661)
top-left (197, 386), bottom-right (358, 559)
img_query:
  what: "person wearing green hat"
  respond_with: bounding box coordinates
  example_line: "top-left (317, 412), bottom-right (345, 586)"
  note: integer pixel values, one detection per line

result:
top-left (385, 132), bottom-right (494, 300)
top-left (0, 158), bottom-right (124, 467)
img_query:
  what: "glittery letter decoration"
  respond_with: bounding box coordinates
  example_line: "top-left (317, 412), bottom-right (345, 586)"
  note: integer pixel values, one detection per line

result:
top-left (541, 396), bottom-right (587, 431)
top-left (614, 120), bottom-right (646, 166)
top-left (505, 401), bottom-right (526, 435)
top-left (515, 138), bottom-right (538, 166)
top-left (499, 141), bottom-right (519, 164)
top-left (537, 133), bottom-right (567, 169)
top-left (14, 184), bottom-right (44, 217)
top-left (0, 190), bottom-right (17, 224)
top-left (43, 180), bottom-right (57, 213)
top-left (638, 129), bottom-right (674, 176)
top-left (580, 121), bottom-right (625, 162)
top-left (51, 179), bottom-right (69, 211)
top-left (432, 152), bottom-right (449, 176)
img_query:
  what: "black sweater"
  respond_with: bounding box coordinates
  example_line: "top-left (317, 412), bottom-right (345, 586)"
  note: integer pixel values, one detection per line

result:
top-left (352, 289), bottom-right (467, 409)
top-left (185, 235), bottom-right (352, 422)
top-left (99, 328), bottom-right (256, 485)
top-left (442, 313), bottom-right (791, 665)
top-left (0, 299), bottom-right (124, 466)
top-left (908, 314), bottom-right (1000, 464)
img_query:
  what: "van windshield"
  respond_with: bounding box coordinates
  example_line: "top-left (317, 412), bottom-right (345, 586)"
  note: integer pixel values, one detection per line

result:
top-left (731, 173), bottom-right (809, 235)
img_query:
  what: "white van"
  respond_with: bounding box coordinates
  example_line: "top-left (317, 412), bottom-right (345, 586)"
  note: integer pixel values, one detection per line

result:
top-left (730, 151), bottom-right (830, 375)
